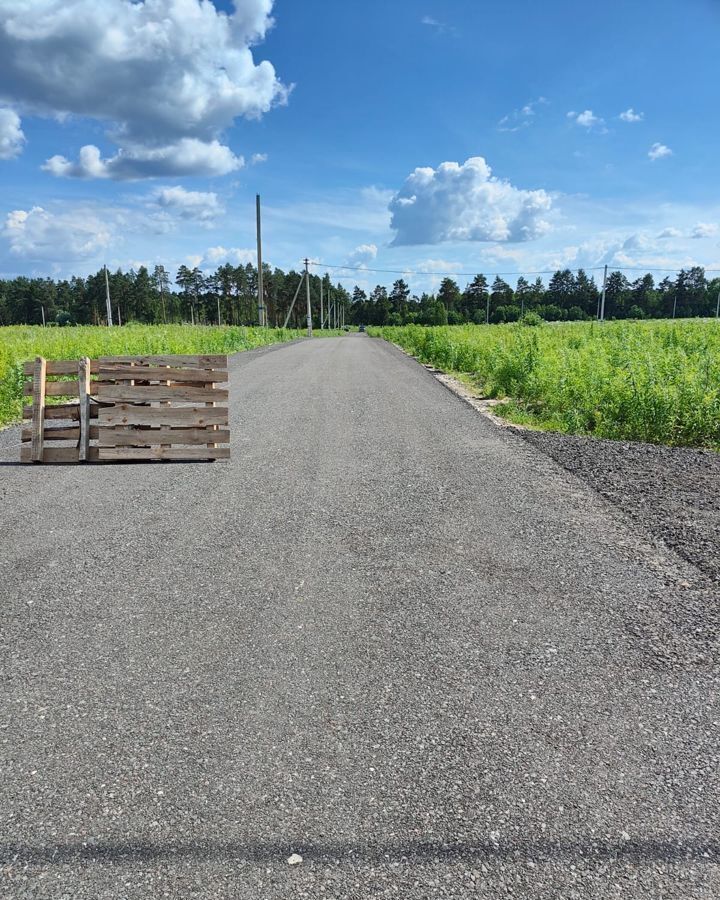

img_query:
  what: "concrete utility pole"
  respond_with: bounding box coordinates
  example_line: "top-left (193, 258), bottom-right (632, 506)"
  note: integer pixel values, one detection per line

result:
top-left (256, 194), bottom-right (265, 327)
top-left (320, 279), bottom-right (324, 330)
top-left (304, 258), bottom-right (313, 337)
top-left (599, 264), bottom-right (608, 321)
top-left (104, 265), bottom-right (113, 326)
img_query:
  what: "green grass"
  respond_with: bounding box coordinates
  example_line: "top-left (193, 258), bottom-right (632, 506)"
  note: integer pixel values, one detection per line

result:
top-left (370, 320), bottom-right (720, 449)
top-left (0, 324), bottom-right (306, 427)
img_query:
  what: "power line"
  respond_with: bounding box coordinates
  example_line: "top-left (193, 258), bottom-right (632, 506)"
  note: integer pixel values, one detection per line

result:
top-left (309, 261), bottom-right (720, 278)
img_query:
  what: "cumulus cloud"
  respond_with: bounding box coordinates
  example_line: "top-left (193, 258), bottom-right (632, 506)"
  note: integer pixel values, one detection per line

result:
top-left (567, 109), bottom-right (604, 129)
top-left (203, 246), bottom-right (256, 265)
top-left (154, 185), bottom-right (224, 224)
top-left (388, 157), bottom-right (553, 246)
top-left (347, 243), bottom-right (378, 266)
top-left (43, 140), bottom-right (243, 180)
top-left (0, 106), bottom-right (24, 159)
top-left (250, 152), bottom-right (268, 165)
top-left (691, 222), bottom-right (718, 239)
top-left (619, 108), bottom-right (644, 123)
top-left (649, 142), bottom-right (672, 160)
top-left (657, 227), bottom-right (682, 239)
top-left (0, 0), bottom-right (288, 179)
top-left (3, 206), bottom-right (111, 260)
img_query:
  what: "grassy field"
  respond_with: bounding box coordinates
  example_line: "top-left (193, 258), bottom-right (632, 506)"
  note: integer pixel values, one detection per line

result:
top-left (370, 320), bottom-right (720, 449)
top-left (0, 324), bottom-right (304, 427)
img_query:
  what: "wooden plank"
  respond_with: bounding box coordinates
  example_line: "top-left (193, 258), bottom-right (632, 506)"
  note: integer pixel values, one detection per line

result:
top-left (97, 446), bottom-right (230, 461)
top-left (97, 365), bottom-right (229, 384)
top-left (23, 380), bottom-right (96, 398)
top-left (23, 360), bottom-right (99, 376)
top-left (22, 425), bottom-right (83, 442)
top-left (99, 427), bottom-right (231, 447)
top-left (30, 357), bottom-right (46, 462)
top-left (98, 354), bottom-right (227, 369)
top-left (78, 357), bottom-right (91, 462)
top-left (23, 403), bottom-right (81, 420)
top-left (96, 384), bottom-right (228, 404)
top-left (98, 405), bottom-right (229, 427)
top-left (22, 445), bottom-right (99, 463)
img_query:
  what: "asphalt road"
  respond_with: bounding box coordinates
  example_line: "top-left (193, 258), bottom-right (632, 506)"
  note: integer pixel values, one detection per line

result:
top-left (1, 334), bottom-right (718, 899)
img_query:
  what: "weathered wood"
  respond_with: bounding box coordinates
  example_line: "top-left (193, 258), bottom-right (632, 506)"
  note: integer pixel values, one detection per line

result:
top-left (98, 354), bottom-right (227, 369)
top-left (97, 383), bottom-right (228, 404)
top-left (22, 425), bottom-right (84, 442)
top-left (30, 357), bottom-right (46, 462)
top-left (98, 405), bottom-right (229, 427)
top-left (22, 445), bottom-right (99, 463)
top-left (23, 380), bottom-right (98, 398)
top-left (23, 360), bottom-right (99, 376)
top-left (78, 357), bottom-right (91, 461)
top-left (97, 365), bottom-right (229, 384)
top-left (23, 403), bottom-right (81, 420)
top-left (97, 446), bottom-right (230, 461)
top-left (99, 427), bottom-right (231, 447)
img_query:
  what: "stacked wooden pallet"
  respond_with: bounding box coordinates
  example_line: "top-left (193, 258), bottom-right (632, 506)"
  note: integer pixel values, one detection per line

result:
top-left (21, 354), bottom-right (230, 463)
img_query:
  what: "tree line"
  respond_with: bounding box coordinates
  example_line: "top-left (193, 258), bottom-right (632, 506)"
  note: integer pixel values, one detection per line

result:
top-left (0, 263), bottom-right (717, 327)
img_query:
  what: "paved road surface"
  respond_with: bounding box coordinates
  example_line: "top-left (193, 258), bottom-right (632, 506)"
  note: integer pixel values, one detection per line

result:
top-left (2, 335), bottom-right (718, 898)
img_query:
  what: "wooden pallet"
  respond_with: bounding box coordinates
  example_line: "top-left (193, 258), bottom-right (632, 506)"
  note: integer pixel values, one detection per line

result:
top-left (21, 355), bottom-right (230, 463)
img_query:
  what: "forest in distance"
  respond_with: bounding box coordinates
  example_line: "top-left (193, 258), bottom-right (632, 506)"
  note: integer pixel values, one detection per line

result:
top-left (0, 261), bottom-right (718, 328)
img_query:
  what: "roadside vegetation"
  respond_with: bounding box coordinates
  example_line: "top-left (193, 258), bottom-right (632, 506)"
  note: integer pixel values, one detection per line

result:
top-left (0, 324), bottom-right (302, 427)
top-left (370, 320), bottom-right (720, 449)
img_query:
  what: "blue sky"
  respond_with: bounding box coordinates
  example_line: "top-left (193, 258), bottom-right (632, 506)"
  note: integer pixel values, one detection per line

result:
top-left (0, 0), bottom-right (719, 293)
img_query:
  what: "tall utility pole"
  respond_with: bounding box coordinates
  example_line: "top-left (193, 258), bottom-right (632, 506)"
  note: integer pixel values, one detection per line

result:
top-left (599, 264), bottom-right (608, 321)
top-left (320, 279), bottom-right (324, 330)
top-left (256, 194), bottom-right (265, 327)
top-left (304, 258), bottom-right (313, 337)
top-left (104, 264), bottom-right (113, 326)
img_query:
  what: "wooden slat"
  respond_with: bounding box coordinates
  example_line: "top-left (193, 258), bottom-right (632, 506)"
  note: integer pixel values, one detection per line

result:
top-left (96, 384), bottom-right (228, 404)
top-left (23, 360), bottom-right (99, 376)
top-left (22, 426), bottom-right (83, 442)
top-left (97, 365), bottom-right (229, 384)
top-left (23, 380), bottom-right (98, 398)
top-left (78, 357), bottom-right (91, 462)
top-left (98, 355), bottom-right (227, 369)
top-left (99, 428), bottom-right (231, 447)
top-left (22, 445), bottom-right (99, 463)
top-left (98, 405), bottom-right (229, 427)
top-left (97, 446), bottom-right (230, 461)
top-left (24, 403), bottom-right (79, 420)
top-left (30, 357), bottom-right (46, 462)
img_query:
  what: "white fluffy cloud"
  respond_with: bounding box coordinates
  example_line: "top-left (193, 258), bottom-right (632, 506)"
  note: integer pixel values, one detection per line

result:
top-left (657, 227), bottom-right (682, 239)
top-left (567, 109), bottom-right (604, 129)
top-left (43, 140), bottom-right (243, 180)
top-left (347, 243), bottom-right (378, 266)
top-left (389, 157), bottom-right (552, 246)
top-left (203, 246), bottom-right (256, 265)
top-left (619, 108), bottom-right (643, 123)
top-left (0, 0), bottom-right (287, 179)
top-left (691, 222), bottom-right (718, 239)
top-left (3, 206), bottom-right (111, 259)
top-left (154, 185), bottom-right (224, 223)
top-left (649, 142), bottom-right (673, 161)
top-left (0, 106), bottom-right (24, 158)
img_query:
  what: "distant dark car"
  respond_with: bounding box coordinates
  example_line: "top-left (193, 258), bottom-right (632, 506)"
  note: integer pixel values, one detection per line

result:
top-left (358, 324), bottom-right (366, 332)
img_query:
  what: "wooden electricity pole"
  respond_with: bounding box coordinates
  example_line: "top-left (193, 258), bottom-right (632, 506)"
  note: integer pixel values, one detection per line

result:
top-left (104, 265), bottom-right (113, 326)
top-left (256, 194), bottom-right (265, 327)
